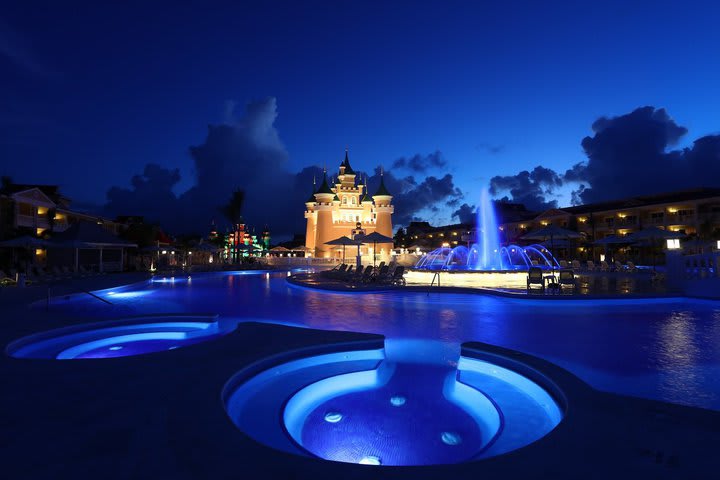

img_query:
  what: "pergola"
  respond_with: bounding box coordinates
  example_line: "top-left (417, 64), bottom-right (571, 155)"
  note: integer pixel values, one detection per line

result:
top-left (47, 222), bottom-right (137, 272)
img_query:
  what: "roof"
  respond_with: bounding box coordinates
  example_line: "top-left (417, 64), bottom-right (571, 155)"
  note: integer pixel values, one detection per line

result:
top-left (2, 184), bottom-right (70, 206)
top-left (373, 174), bottom-right (392, 196)
top-left (341, 150), bottom-right (355, 174)
top-left (305, 185), bottom-right (316, 203)
top-left (315, 173), bottom-right (334, 195)
top-left (562, 187), bottom-right (720, 215)
top-left (49, 221), bottom-right (136, 247)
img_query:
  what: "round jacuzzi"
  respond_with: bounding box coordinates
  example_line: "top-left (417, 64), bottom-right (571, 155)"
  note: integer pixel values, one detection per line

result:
top-left (223, 339), bottom-right (563, 466)
top-left (6, 314), bottom-right (228, 359)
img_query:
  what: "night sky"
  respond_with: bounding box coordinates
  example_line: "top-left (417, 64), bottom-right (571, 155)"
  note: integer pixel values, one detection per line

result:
top-left (3, 1), bottom-right (720, 238)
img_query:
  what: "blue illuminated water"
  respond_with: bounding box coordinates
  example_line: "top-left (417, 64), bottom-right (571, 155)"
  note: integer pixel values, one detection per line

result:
top-left (43, 271), bottom-right (720, 410)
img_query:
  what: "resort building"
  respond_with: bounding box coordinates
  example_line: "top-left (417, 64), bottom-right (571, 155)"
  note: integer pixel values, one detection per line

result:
top-left (402, 187), bottom-right (720, 262)
top-left (304, 150), bottom-right (394, 260)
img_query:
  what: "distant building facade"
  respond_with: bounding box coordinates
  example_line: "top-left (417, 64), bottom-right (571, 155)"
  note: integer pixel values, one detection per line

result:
top-left (304, 150), bottom-right (394, 260)
top-left (400, 188), bottom-right (720, 260)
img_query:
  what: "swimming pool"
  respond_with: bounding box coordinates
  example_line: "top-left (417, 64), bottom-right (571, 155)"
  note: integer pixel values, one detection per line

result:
top-left (24, 270), bottom-right (720, 410)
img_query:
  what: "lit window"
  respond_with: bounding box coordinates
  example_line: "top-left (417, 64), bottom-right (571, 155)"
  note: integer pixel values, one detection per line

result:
top-left (666, 239), bottom-right (681, 250)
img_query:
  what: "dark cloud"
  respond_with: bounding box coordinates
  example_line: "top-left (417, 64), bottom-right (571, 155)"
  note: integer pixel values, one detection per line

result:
top-left (391, 151), bottom-right (447, 173)
top-left (489, 166), bottom-right (561, 211)
top-left (105, 164), bottom-right (183, 226)
top-left (452, 203), bottom-right (476, 224)
top-left (104, 98), bottom-right (463, 237)
top-left (574, 106), bottom-right (689, 203)
top-left (490, 106), bottom-right (720, 209)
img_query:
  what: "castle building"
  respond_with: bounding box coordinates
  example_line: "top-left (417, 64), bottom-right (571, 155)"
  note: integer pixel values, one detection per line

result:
top-left (304, 150), bottom-right (394, 261)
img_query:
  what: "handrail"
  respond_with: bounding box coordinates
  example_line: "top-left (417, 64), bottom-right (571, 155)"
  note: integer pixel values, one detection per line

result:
top-left (46, 287), bottom-right (113, 310)
top-left (428, 271), bottom-right (441, 295)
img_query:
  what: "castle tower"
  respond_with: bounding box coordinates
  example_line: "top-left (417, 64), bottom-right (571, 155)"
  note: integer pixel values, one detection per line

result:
top-left (304, 150), bottom-right (393, 261)
top-left (304, 178), bottom-right (317, 256)
top-left (312, 171), bottom-right (335, 258)
top-left (372, 170), bottom-right (394, 261)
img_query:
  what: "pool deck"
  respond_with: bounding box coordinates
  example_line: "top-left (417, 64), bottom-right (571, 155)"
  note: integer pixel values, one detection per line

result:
top-left (2, 274), bottom-right (720, 478)
top-left (287, 272), bottom-right (677, 300)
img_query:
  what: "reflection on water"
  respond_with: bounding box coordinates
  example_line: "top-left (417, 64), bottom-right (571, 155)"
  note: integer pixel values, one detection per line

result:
top-left (44, 271), bottom-right (720, 410)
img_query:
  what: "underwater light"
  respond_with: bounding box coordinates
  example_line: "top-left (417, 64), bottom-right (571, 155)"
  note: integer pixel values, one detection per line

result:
top-left (324, 412), bottom-right (343, 423)
top-left (441, 432), bottom-right (462, 445)
top-left (390, 395), bottom-right (406, 406)
top-left (359, 456), bottom-right (381, 465)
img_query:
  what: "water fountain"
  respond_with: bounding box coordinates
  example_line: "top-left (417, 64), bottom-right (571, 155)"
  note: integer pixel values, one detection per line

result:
top-left (414, 188), bottom-right (559, 272)
top-left (408, 188), bottom-right (560, 288)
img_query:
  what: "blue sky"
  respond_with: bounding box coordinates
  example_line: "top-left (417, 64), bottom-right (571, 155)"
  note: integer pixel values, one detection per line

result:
top-left (2, 0), bottom-right (720, 232)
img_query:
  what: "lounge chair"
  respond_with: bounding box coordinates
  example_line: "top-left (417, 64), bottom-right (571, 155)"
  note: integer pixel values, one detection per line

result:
top-left (559, 260), bottom-right (569, 269)
top-left (558, 269), bottom-right (577, 293)
top-left (626, 261), bottom-right (637, 272)
top-left (571, 260), bottom-right (582, 271)
top-left (527, 266), bottom-right (544, 293)
top-left (369, 265), bottom-right (389, 283)
top-left (383, 265), bottom-right (405, 286)
top-left (613, 260), bottom-right (624, 271)
top-left (586, 260), bottom-right (596, 271)
top-left (325, 264), bottom-right (347, 279)
top-left (351, 265), bottom-right (374, 284)
top-left (600, 261), bottom-right (610, 272)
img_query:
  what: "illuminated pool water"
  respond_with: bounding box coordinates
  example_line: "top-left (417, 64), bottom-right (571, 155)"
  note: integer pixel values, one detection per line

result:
top-left (224, 340), bottom-right (562, 466)
top-left (17, 270), bottom-right (720, 410)
top-left (7, 315), bottom-right (226, 359)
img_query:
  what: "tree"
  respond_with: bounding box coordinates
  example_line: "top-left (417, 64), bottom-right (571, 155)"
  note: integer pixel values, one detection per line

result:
top-left (220, 189), bottom-right (245, 263)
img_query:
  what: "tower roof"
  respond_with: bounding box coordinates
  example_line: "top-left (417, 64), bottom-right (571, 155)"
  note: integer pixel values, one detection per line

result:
top-left (373, 172), bottom-right (392, 196)
top-left (342, 149), bottom-right (355, 175)
top-left (315, 172), bottom-right (334, 195)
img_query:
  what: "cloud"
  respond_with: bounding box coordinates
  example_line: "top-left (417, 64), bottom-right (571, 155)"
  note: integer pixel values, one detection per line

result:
top-left (476, 142), bottom-right (506, 155)
top-left (105, 164), bottom-right (183, 226)
top-left (489, 106), bottom-right (720, 209)
top-left (104, 98), bottom-right (463, 237)
top-left (489, 166), bottom-right (562, 211)
top-left (391, 151), bottom-right (447, 172)
top-left (574, 106), bottom-right (689, 204)
top-left (452, 203), bottom-right (476, 224)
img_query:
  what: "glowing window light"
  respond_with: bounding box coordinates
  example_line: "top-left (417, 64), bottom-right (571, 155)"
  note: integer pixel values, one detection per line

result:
top-left (666, 239), bottom-right (681, 250)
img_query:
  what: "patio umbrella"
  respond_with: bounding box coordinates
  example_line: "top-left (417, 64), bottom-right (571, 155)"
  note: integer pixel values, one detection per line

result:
top-left (627, 227), bottom-right (684, 270)
top-left (325, 236), bottom-right (362, 263)
top-left (593, 235), bottom-right (632, 264)
top-left (357, 231), bottom-right (394, 266)
top-left (521, 225), bottom-right (582, 270)
top-left (270, 246), bottom-right (290, 252)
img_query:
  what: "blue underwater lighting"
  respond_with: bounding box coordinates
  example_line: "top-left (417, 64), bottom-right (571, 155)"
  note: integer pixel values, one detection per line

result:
top-left (7, 317), bottom-right (226, 360)
top-left (224, 341), bottom-right (563, 466)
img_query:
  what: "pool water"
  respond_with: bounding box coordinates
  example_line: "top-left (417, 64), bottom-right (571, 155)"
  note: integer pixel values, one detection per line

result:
top-left (37, 270), bottom-right (720, 410)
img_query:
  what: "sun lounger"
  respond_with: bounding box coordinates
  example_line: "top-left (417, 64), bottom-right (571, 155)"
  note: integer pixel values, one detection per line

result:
top-left (383, 265), bottom-right (405, 286)
top-left (527, 267), bottom-right (544, 293)
top-left (571, 260), bottom-right (582, 271)
top-left (559, 260), bottom-right (569, 269)
top-left (369, 265), bottom-right (389, 283)
top-left (586, 260), bottom-right (596, 271)
top-left (600, 261), bottom-right (610, 272)
top-left (625, 261), bottom-right (637, 272)
top-left (558, 269), bottom-right (577, 293)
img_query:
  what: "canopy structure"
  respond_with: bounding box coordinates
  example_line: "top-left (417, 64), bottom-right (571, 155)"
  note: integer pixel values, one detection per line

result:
top-left (46, 222), bottom-right (136, 272)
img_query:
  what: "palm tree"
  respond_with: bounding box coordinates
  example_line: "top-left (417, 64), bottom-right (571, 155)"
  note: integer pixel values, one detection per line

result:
top-left (220, 190), bottom-right (245, 263)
